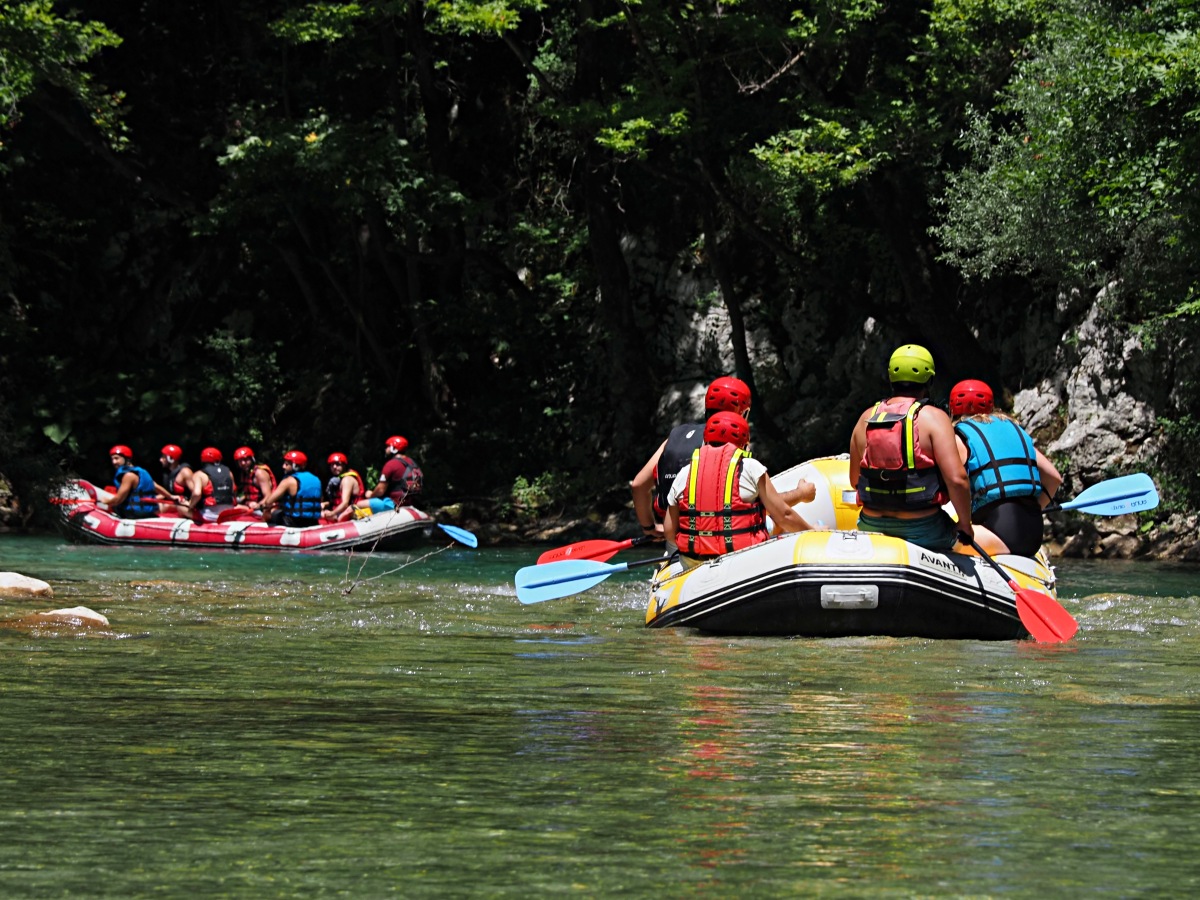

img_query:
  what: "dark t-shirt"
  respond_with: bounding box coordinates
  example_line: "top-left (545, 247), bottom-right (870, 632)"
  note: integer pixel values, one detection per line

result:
top-left (381, 455), bottom-right (423, 505)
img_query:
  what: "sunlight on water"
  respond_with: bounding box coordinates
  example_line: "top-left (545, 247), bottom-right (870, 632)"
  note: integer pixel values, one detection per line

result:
top-left (1, 535), bottom-right (1199, 896)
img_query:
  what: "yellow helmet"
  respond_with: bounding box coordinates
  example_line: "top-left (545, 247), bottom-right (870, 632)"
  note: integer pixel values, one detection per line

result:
top-left (888, 344), bottom-right (935, 383)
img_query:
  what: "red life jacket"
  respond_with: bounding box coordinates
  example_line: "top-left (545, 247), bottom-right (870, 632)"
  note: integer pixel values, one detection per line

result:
top-left (856, 397), bottom-right (948, 510)
top-left (241, 464), bottom-right (277, 505)
top-left (676, 443), bottom-right (768, 558)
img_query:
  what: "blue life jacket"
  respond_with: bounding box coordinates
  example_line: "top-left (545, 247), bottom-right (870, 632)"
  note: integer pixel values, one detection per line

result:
top-left (955, 417), bottom-right (1042, 511)
top-left (113, 465), bottom-right (159, 517)
top-left (282, 470), bottom-right (323, 521)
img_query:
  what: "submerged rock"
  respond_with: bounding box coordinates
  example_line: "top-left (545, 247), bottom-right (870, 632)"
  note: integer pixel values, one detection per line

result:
top-left (0, 606), bottom-right (110, 631)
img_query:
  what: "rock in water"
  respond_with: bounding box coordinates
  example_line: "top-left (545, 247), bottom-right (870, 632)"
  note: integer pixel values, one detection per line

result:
top-left (0, 572), bottom-right (54, 597)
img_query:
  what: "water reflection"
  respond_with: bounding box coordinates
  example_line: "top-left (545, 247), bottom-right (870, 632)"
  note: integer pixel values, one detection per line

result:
top-left (2, 536), bottom-right (1200, 895)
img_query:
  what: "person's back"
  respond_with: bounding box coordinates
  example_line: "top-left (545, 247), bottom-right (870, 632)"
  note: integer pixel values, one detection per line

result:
top-left (281, 462), bottom-right (323, 526)
top-left (848, 344), bottom-right (973, 553)
top-left (382, 452), bottom-right (423, 506)
top-left (665, 412), bottom-right (813, 565)
top-left (187, 447), bottom-right (237, 522)
top-left (950, 379), bottom-right (1061, 556)
top-left (631, 376), bottom-right (753, 541)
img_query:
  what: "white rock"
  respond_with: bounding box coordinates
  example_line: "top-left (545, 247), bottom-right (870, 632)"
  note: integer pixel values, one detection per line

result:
top-left (0, 572), bottom-right (54, 597)
top-left (40, 606), bottom-right (110, 627)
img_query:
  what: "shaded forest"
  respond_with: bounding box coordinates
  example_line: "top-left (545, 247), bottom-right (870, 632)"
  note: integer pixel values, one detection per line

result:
top-left (2, 0), bottom-right (1198, 526)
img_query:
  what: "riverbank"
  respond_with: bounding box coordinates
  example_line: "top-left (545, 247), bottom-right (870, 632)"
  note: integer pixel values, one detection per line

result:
top-left (7, 476), bottom-right (1197, 561)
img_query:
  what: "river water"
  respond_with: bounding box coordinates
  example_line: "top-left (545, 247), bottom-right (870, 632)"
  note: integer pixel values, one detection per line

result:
top-left (2, 534), bottom-right (1199, 897)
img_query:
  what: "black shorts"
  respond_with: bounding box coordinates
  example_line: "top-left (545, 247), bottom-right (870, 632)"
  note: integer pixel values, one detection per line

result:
top-left (974, 497), bottom-right (1044, 556)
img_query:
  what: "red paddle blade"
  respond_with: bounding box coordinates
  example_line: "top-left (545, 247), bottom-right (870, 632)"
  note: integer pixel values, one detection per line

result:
top-left (1013, 584), bottom-right (1079, 643)
top-left (537, 538), bottom-right (633, 565)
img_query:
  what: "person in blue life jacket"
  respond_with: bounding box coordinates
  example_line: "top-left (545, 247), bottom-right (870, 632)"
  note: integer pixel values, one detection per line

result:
top-left (848, 344), bottom-right (974, 552)
top-left (663, 412), bottom-right (816, 568)
top-left (630, 375), bottom-right (816, 543)
top-left (184, 447), bottom-right (238, 522)
top-left (949, 379), bottom-right (1063, 557)
top-left (104, 445), bottom-right (161, 519)
top-left (250, 450), bottom-right (323, 527)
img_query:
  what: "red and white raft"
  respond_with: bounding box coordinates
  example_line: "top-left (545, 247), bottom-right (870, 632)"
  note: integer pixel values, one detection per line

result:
top-left (55, 480), bottom-right (435, 552)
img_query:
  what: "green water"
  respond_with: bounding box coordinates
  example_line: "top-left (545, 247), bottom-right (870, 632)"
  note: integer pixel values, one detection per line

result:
top-left (2, 534), bottom-right (1200, 897)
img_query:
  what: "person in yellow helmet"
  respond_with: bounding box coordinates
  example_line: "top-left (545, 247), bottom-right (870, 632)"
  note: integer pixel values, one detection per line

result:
top-left (847, 344), bottom-right (973, 552)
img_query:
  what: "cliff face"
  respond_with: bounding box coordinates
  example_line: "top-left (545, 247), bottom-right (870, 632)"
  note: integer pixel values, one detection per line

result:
top-left (1013, 293), bottom-right (1197, 560)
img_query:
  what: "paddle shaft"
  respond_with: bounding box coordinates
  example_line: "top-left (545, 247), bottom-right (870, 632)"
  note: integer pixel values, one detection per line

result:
top-left (536, 534), bottom-right (653, 565)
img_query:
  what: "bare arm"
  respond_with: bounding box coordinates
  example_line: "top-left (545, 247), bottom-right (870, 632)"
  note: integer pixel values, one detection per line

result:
top-left (630, 440), bottom-right (666, 535)
top-left (926, 409), bottom-right (973, 541)
top-left (1035, 449), bottom-right (1062, 508)
top-left (663, 503), bottom-right (680, 547)
top-left (256, 469), bottom-right (273, 499)
top-left (778, 480), bottom-right (817, 507)
top-left (847, 411), bottom-right (869, 490)
top-left (256, 476), bottom-right (293, 510)
top-left (759, 474), bottom-right (813, 534)
top-left (109, 471), bottom-right (139, 506)
top-left (328, 476), bottom-right (358, 518)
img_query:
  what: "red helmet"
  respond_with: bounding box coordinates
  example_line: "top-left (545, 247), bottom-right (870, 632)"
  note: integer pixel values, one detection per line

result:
top-left (949, 379), bottom-right (995, 417)
top-left (327, 452), bottom-right (347, 465)
top-left (385, 435), bottom-right (408, 453)
top-left (109, 445), bottom-right (133, 459)
top-left (161, 444), bottom-right (183, 462)
top-left (283, 450), bottom-right (307, 467)
top-left (200, 447), bottom-right (222, 464)
top-left (704, 411), bottom-right (751, 448)
top-left (233, 446), bottom-right (255, 462)
top-left (705, 376), bottom-right (751, 415)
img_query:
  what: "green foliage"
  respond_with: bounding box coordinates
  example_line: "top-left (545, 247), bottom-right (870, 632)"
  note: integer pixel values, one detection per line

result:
top-left (506, 471), bottom-right (562, 521)
top-left (426, 0), bottom-right (546, 36)
top-left (933, 0), bottom-right (1200, 307)
top-left (752, 117), bottom-right (885, 196)
top-left (0, 1), bottom-right (125, 151)
top-left (269, 3), bottom-right (367, 44)
top-left (4, 0), bottom-right (1200, 532)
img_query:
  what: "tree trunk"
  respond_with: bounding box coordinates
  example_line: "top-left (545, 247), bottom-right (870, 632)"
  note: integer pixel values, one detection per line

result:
top-left (576, 0), bottom-right (656, 474)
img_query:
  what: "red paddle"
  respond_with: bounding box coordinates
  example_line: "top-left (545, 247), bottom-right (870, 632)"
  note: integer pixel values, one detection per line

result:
top-left (536, 534), bottom-right (653, 565)
top-left (964, 536), bottom-right (1078, 643)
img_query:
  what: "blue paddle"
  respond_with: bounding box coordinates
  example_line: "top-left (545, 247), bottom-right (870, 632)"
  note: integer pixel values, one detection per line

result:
top-left (1046, 473), bottom-right (1157, 516)
top-left (438, 523), bottom-right (478, 548)
top-left (515, 555), bottom-right (673, 604)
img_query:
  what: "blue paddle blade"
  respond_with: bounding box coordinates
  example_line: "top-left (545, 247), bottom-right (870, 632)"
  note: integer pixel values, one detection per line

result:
top-left (515, 558), bottom-right (625, 604)
top-left (1061, 473), bottom-right (1158, 515)
top-left (438, 523), bottom-right (478, 548)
